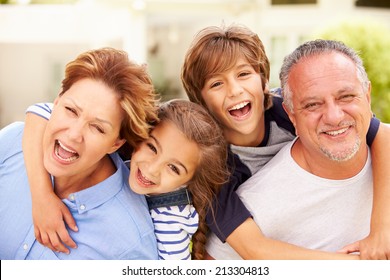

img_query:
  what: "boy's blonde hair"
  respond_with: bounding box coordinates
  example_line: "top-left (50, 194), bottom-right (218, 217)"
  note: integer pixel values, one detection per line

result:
top-left (181, 23), bottom-right (273, 111)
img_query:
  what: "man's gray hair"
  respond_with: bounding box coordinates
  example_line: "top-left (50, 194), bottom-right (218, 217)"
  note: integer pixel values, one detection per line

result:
top-left (279, 39), bottom-right (370, 111)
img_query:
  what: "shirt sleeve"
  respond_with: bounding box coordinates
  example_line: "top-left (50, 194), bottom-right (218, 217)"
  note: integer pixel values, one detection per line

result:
top-left (367, 116), bottom-right (380, 147)
top-left (151, 205), bottom-right (198, 260)
top-left (25, 103), bottom-right (53, 120)
top-left (206, 151), bottom-right (252, 242)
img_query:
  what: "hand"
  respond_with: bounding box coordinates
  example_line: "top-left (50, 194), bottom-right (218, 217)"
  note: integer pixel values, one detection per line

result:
top-left (358, 232), bottom-right (390, 260)
top-left (32, 191), bottom-right (78, 254)
top-left (339, 233), bottom-right (390, 260)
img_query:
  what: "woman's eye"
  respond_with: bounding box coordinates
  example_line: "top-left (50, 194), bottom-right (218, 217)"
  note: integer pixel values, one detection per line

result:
top-left (92, 125), bottom-right (105, 134)
top-left (65, 106), bottom-right (77, 115)
top-left (147, 143), bottom-right (157, 153)
top-left (168, 164), bottom-right (180, 175)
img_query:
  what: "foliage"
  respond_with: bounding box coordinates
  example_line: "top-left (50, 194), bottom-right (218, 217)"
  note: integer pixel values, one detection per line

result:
top-left (317, 20), bottom-right (390, 123)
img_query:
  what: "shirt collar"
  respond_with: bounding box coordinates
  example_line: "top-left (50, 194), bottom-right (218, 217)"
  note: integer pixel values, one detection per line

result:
top-left (62, 153), bottom-right (128, 214)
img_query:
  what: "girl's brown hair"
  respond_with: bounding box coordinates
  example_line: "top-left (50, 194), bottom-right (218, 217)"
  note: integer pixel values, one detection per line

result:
top-left (181, 23), bottom-right (273, 111)
top-left (61, 47), bottom-right (159, 149)
top-left (157, 99), bottom-right (229, 260)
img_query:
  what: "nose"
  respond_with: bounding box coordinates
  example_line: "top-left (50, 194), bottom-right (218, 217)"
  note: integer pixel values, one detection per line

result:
top-left (67, 120), bottom-right (84, 143)
top-left (322, 101), bottom-right (345, 126)
top-left (228, 79), bottom-right (244, 98)
top-left (147, 159), bottom-right (162, 178)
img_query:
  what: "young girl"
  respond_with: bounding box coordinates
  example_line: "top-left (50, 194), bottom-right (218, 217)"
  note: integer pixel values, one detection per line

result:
top-left (23, 99), bottom-right (229, 260)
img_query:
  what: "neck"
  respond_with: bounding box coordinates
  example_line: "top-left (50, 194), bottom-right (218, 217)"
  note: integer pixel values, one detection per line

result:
top-left (291, 140), bottom-right (368, 179)
top-left (54, 155), bottom-right (116, 199)
top-left (225, 117), bottom-right (265, 147)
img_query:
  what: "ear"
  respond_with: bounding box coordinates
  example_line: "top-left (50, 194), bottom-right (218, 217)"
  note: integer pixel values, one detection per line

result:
top-left (365, 81), bottom-right (372, 104)
top-left (108, 138), bottom-right (126, 154)
top-left (282, 102), bottom-right (298, 136)
top-left (53, 96), bottom-right (60, 106)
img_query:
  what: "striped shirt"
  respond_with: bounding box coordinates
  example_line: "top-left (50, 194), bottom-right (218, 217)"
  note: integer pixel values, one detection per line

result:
top-left (151, 205), bottom-right (198, 260)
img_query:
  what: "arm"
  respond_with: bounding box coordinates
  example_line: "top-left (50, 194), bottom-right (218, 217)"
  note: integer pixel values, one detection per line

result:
top-left (226, 218), bottom-right (359, 260)
top-left (341, 123), bottom-right (390, 259)
top-left (23, 110), bottom-right (78, 254)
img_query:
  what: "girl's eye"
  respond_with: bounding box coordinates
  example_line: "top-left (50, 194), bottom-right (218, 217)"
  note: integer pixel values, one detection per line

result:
top-left (168, 164), bottom-right (180, 175)
top-left (147, 143), bottom-right (157, 153)
top-left (210, 81), bottom-right (222, 89)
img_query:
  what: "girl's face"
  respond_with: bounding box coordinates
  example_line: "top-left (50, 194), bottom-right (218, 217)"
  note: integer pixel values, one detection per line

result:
top-left (129, 120), bottom-right (200, 195)
top-left (42, 78), bottom-right (125, 180)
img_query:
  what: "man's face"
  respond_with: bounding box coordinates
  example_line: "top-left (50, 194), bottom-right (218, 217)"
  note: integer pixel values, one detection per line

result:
top-left (286, 52), bottom-right (372, 162)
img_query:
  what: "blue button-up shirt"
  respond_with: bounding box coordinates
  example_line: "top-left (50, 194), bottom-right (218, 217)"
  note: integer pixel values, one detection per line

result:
top-left (0, 122), bottom-right (158, 260)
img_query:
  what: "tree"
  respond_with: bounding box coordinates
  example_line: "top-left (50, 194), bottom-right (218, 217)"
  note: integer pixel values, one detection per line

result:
top-left (318, 20), bottom-right (390, 122)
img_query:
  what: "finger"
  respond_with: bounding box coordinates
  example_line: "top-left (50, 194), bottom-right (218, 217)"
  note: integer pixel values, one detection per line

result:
top-left (39, 231), bottom-right (57, 252)
top-left (63, 209), bottom-right (78, 232)
top-left (57, 227), bottom-right (77, 249)
top-left (48, 232), bottom-right (70, 254)
top-left (337, 242), bottom-right (360, 254)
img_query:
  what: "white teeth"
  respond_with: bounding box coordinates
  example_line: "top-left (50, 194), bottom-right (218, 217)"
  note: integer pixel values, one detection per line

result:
top-left (325, 127), bottom-right (348, 136)
top-left (138, 169), bottom-right (154, 185)
top-left (58, 141), bottom-right (77, 154)
top-left (55, 140), bottom-right (79, 162)
top-left (229, 101), bottom-right (249, 111)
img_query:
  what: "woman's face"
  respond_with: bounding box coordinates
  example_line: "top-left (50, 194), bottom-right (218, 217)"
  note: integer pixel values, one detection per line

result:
top-left (129, 120), bottom-right (201, 195)
top-left (42, 78), bottom-right (125, 179)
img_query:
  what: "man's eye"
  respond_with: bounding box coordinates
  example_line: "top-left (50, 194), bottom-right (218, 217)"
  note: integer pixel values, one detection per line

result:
top-left (303, 103), bottom-right (320, 110)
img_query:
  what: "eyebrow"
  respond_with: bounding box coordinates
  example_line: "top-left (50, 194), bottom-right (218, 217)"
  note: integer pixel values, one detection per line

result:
top-left (149, 134), bottom-right (189, 174)
top-left (64, 97), bottom-right (114, 128)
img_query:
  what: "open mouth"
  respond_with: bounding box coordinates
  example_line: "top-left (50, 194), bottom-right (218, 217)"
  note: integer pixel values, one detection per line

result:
top-left (55, 140), bottom-right (79, 162)
top-left (321, 125), bottom-right (352, 137)
top-left (136, 168), bottom-right (155, 187)
top-left (228, 101), bottom-right (251, 118)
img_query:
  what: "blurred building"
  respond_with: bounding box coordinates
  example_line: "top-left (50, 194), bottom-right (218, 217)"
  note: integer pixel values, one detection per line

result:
top-left (0, 0), bottom-right (389, 127)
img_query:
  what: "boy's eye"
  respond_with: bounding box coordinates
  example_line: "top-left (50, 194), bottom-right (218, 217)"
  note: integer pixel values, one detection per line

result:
top-left (238, 72), bottom-right (250, 77)
top-left (147, 143), bottom-right (157, 153)
top-left (168, 164), bottom-right (180, 175)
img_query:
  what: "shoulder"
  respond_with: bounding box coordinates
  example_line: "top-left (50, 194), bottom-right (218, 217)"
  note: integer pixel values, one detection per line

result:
top-left (0, 122), bottom-right (24, 161)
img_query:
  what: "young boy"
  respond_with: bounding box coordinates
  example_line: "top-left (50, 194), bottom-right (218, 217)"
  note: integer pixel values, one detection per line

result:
top-left (181, 23), bottom-right (390, 259)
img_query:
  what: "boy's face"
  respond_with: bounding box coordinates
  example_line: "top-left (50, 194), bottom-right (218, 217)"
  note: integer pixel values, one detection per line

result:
top-left (200, 56), bottom-right (267, 147)
top-left (129, 120), bottom-right (200, 195)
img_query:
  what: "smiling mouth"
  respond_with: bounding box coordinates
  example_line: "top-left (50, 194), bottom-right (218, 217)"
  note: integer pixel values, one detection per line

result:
top-left (136, 169), bottom-right (155, 187)
top-left (228, 101), bottom-right (251, 118)
top-left (55, 140), bottom-right (79, 162)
